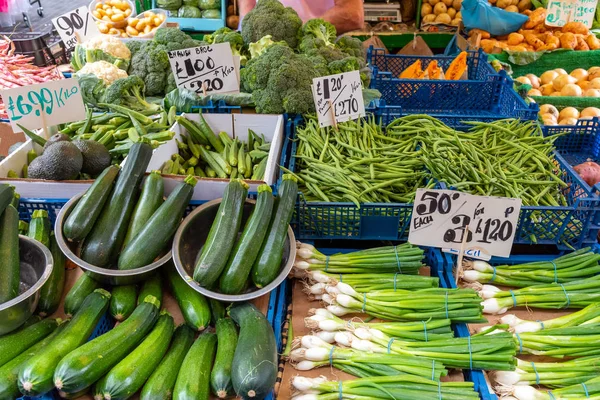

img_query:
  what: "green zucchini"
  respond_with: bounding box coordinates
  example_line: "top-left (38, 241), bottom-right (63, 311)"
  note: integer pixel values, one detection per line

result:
top-left (37, 233), bottom-right (66, 317)
top-left (18, 289), bottom-right (111, 395)
top-left (0, 184), bottom-right (14, 221)
top-left (165, 264), bottom-right (210, 331)
top-left (0, 318), bottom-right (59, 368)
top-left (209, 299), bottom-right (227, 325)
top-left (110, 284), bottom-right (137, 321)
top-left (230, 303), bottom-right (277, 400)
top-left (252, 174), bottom-right (298, 288)
top-left (140, 324), bottom-right (195, 400)
top-left (0, 205), bottom-right (19, 303)
top-left (18, 220), bottom-right (29, 235)
top-left (21, 315), bottom-right (42, 328)
top-left (123, 170), bottom-right (164, 246)
top-left (53, 295), bottom-right (160, 397)
top-left (219, 185), bottom-right (274, 294)
top-left (193, 179), bottom-right (248, 287)
top-left (11, 192), bottom-right (19, 209)
top-left (27, 209), bottom-right (50, 248)
top-left (94, 311), bottom-right (175, 400)
top-left (138, 273), bottom-right (162, 307)
top-left (119, 175), bottom-right (197, 270)
top-left (64, 272), bottom-right (100, 317)
top-left (63, 165), bottom-right (120, 242)
top-left (211, 318), bottom-right (238, 398)
top-left (81, 142), bottom-right (153, 267)
top-left (173, 332), bottom-right (217, 400)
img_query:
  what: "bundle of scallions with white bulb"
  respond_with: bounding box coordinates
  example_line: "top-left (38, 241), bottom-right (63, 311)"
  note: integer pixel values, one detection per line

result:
top-left (290, 375), bottom-right (481, 400)
top-left (497, 375), bottom-right (600, 400)
top-left (497, 303), bottom-right (600, 333)
top-left (461, 248), bottom-right (600, 287)
top-left (511, 323), bottom-right (600, 358)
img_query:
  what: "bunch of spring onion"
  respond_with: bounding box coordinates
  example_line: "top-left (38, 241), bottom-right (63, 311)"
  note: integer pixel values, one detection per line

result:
top-left (301, 270), bottom-right (439, 294)
top-left (291, 375), bottom-right (480, 400)
top-left (330, 328), bottom-right (516, 371)
top-left (498, 303), bottom-right (600, 333)
top-left (478, 275), bottom-right (600, 314)
top-left (289, 335), bottom-right (447, 380)
top-left (492, 356), bottom-right (600, 389)
top-left (513, 323), bottom-right (600, 358)
top-left (498, 375), bottom-right (600, 400)
top-left (461, 248), bottom-right (600, 288)
top-left (323, 281), bottom-right (484, 323)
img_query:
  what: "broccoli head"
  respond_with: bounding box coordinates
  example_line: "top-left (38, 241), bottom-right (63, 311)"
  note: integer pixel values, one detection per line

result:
top-left (299, 19), bottom-right (336, 47)
top-left (328, 57), bottom-right (361, 75)
top-left (166, 72), bottom-right (177, 94)
top-left (305, 46), bottom-right (348, 64)
top-left (241, 0), bottom-right (302, 48)
top-left (154, 27), bottom-right (193, 46)
top-left (203, 27), bottom-right (232, 44)
top-left (335, 35), bottom-right (364, 58)
top-left (126, 40), bottom-right (144, 57)
top-left (103, 75), bottom-right (160, 113)
top-left (248, 35), bottom-right (288, 59)
top-left (76, 73), bottom-right (106, 106)
top-left (308, 54), bottom-right (329, 77)
top-left (205, 28), bottom-right (248, 65)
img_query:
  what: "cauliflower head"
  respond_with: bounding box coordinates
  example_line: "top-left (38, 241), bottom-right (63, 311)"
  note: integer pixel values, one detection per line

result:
top-left (78, 61), bottom-right (128, 85)
top-left (85, 36), bottom-right (131, 60)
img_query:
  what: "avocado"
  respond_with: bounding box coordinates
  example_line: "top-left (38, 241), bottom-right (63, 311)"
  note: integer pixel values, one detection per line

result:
top-left (42, 133), bottom-right (70, 152)
top-left (72, 140), bottom-right (111, 176)
top-left (28, 141), bottom-right (83, 181)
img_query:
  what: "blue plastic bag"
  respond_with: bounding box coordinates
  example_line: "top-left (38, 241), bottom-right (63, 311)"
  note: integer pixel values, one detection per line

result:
top-left (461, 0), bottom-right (529, 36)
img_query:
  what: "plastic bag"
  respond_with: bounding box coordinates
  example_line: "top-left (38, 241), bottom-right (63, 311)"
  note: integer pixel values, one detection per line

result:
top-left (461, 0), bottom-right (528, 36)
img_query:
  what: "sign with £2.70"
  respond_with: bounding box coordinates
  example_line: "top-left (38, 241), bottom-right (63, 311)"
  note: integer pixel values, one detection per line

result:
top-left (167, 43), bottom-right (238, 95)
top-left (408, 189), bottom-right (522, 259)
top-left (1, 79), bottom-right (87, 133)
top-left (312, 70), bottom-right (365, 128)
top-left (52, 6), bottom-right (101, 51)
top-left (546, 0), bottom-right (598, 28)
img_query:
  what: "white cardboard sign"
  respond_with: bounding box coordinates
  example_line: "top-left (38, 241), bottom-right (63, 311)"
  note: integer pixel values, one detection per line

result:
top-left (408, 189), bottom-right (522, 259)
top-left (546, 0), bottom-right (598, 28)
top-left (167, 43), bottom-right (238, 95)
top-left (52, 6), bottom-right (101, 51)
top-left (312, 70), bottom-right (365, 128)
top-left (1, 78), bottom-right (87, 133)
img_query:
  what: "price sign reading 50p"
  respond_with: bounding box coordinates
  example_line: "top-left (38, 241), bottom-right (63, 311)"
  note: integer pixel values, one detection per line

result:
top-left (312, 71), bottom-right (365, 128)
top-left (408, 189), bottom-right (522, 258)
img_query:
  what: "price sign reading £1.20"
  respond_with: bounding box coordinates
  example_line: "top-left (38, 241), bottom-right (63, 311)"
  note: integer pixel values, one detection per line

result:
top-left (167, 43), bottom-right (238, 95)
top-left (312, 70), bottom-right (365, 128)
top-left (408, 189), bottom-right (522, 258)
top-left (1, 78), bottom-right (87, 133)
top-left (52, 6), bottom-right (101, 51)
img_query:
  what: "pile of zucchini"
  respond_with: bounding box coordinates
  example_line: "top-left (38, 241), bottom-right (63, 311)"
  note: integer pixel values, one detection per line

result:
top-left (193, 174), bottom-right (298, 294)
top-left (62, 141), bottom-right (197, 270)
top-left (0, 184), bottom-right (21, 306)
top-left (167, 115), bottom-right (271, 180)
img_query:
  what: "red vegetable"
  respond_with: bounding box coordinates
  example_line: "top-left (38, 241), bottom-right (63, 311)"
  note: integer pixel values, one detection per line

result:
top-left (574, 161), bottom-right (600, 186)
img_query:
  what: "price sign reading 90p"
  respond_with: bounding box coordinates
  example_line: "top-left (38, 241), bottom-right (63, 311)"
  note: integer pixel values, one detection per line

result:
top-left (52, 6), bottom-right (101, 51)
top-left (167, 43), bottom-right (239, 95)
top-left (312, 71), bottom-right (365, 128)
top-left (408, 189), bottom-right (522, 258)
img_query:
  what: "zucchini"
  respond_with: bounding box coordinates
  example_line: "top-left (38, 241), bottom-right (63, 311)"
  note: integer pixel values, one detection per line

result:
top-left (211, 318), bottom-right (238, 398)
top-left (209, 299), bottom-right (227, 325)
top-left (0, 318), bottom-right (59, 368)
top-left (81, 142), bottom-right (153, 267)
top-left (11, 192), bottom-right (19, 209)
top-left (219, 185), bottom-right (274, 294)
top-left (138, 273), bottom-right (162, 307)
top-left (53, 295), bottom-right (160, 397)
top-left (0, 184), bottom-right (14, 221)
top-left (173, 332), bottom-right (217, 400)
top-left (252, 174), bottom-right (298, 288)
top-left (37, 233), bottom-right (66, 317)
top-left (0, 205), bottom-right (19, 303)
top-left (230, 303), bottom-right (277, 400)
top-left (21, 314), bottom-right (42, 328)
top-left (94, 311), bottom-right (175, 400)
top-left (18, 220), bottom-right (29, 235)
top-left (27, 209), bottom-right (50, 248)
top-left (193, 179), bottom-right (248, 287)
top-left (140, 324), bottom-right (195, 400)
top-left (165, 264), bottom-right (210, 331)
top-left (119, 176), bottom-right (197, 270)
top-left (123, 170), bottom-right (164, 246)
top-left (63, 165), bottom-right (120, 242)
top-left (18, 289), bottom-right (111, 395)
top-left (110, 284), bottom-right (137, 321)
top-left (64, 272), bottom-right (100, 317)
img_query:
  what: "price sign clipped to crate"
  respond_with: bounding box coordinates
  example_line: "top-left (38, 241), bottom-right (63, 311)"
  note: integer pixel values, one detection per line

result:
top-left (1, 79), bottom-right (86, 135)
top-left (312, 70), bottom-right (365, 128)
top-left (167, 43), bottom-right (238, 95)
top-left (52, 6), bottom-right (101, 51)
top-left (546, 0), bottom-right (598, 28)
top-left (408, 189), bottom-right (522, 261)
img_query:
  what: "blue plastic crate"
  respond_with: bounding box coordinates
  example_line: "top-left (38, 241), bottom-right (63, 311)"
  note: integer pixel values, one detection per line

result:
top-left (151, 0), bottom-right (225, 31)
top-left (544, 117), bottom-right (600, 168)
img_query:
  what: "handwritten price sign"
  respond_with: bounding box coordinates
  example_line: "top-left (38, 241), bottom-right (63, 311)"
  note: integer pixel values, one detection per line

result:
top-left (52, 6), bottom-right (100, 50)
top-left (408, 189), bottom-right (522, 259)
top-left (1, 79), bottom-right (87, 133)
top-left (546, 0), bottom-right (598, 28)
top-left (312, 71), bottom-right (365, 128)
top-left (168, 43), bottom-right (238, 95)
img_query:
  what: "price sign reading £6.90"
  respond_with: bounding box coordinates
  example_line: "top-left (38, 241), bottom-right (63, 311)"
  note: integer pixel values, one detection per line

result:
top-left (408, 189), bottom-right (522, 258)
top-left (312, 70), bottom-right (365, 128)
top-left (52, 6), bottom-right (101, 51)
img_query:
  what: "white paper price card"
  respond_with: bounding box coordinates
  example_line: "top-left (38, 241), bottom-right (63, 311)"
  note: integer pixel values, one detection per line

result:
top-left (1, 78), bottom-right (87, 133)
top-left (167, 43), bottom-right (238, 95)
top-left (52, 6), bottom-right (101, 51)
top-left (312, 70), bottom-right (365, 128)
top-left (546, 0), bottom-right (598, 28)
top-left (408, 189), bottom-right (522, 258)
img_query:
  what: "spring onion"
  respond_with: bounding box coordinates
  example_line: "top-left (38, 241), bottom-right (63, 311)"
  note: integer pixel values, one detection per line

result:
top-left (514, 324), bottom-right (600, 357)
top-left (302, 270), bottom-right (439, 291)
top-left (500, 303), bottom-right (600, 333)
top-left (498, 376), bottom-right (600, 400)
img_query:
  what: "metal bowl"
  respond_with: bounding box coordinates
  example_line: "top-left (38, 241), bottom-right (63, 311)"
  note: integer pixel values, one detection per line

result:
top-left (172, 198), bottom-right (296, 302)
top-left (54, 193), bottom-right (171, 285)
top-left (0, 235), bottom-right (53, 335)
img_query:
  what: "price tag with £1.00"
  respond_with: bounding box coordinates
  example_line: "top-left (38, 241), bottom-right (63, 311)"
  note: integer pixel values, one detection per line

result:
top-left (52, 6), bottom-right (101, 51)
top-left (312, 70), bottom-right (365, 128)
top-left (408, 189), bottom-right (522, 259)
